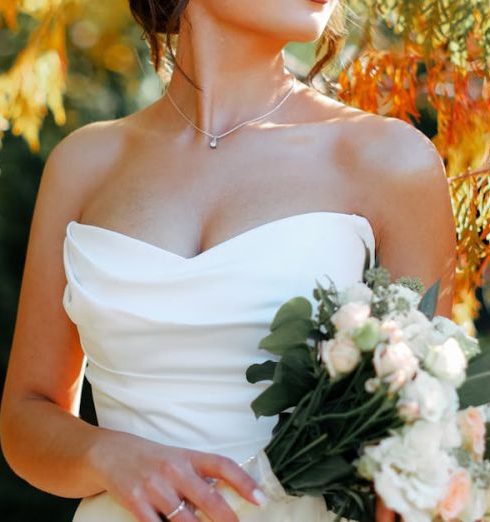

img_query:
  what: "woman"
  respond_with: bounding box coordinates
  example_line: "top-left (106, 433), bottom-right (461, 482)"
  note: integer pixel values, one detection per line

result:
top-left (0, 0), bottom-right (456, 521)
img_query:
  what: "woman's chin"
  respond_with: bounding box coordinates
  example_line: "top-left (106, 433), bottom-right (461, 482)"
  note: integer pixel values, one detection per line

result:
top-left (283, 26), bottom-right (328, 43)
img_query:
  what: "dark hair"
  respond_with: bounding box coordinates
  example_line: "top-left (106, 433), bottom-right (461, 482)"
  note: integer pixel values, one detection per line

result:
top-left (129, 0), bottom-right (347, 91)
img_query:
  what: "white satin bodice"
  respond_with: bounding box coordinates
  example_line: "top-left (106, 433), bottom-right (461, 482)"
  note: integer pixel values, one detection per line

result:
top-left (62, 211), bottom-right (375, 521)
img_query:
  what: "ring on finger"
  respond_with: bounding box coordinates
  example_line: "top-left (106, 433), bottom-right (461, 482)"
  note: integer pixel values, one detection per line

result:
top-left (165, 499), bottom-right (187, 520)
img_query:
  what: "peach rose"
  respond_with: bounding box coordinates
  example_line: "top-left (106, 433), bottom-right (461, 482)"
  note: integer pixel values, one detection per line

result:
top-left (437, 469), bottom-right (471, 521)
top-left (457, 407), bottom-right (486, 461)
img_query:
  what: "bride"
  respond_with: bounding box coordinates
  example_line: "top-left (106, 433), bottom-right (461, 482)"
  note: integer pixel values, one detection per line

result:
top-left (0, 0), bottom-right (457, 521)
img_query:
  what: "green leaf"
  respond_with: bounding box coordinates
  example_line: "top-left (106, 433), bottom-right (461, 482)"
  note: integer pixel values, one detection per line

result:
top-left (246, 360), bottom-right (277, 383)
top-left (458, 344), bottom-right (490, 407)
top-left (467, 348), bottom-right (490, 377)
top-left (250, 382), bottom-right (305, 418)
top-left (273, 346), bottom-right (316, 390)
top-left (417, 278), bottom-right (440, 319)
top-left (287, 456), bottom-right (353, 490)
top-left (259, 319), bottom-right (314, 355)
top-left (458, 369), bottom-right (490, 408)
top-left (270, 297), bottom-right (313, 330)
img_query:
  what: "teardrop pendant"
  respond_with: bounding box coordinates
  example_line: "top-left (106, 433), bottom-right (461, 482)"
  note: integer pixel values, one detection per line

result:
top-left (209, 136), bottom-right (218, 149)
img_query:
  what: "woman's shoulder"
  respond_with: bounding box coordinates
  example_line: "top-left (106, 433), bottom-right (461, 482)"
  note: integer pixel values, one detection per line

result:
top-left (305, 88), bottom-right (451, 257)
top-left (308, 90), bottom-right (443, 178)
top-left (43, 116), bottom-right (136, 217)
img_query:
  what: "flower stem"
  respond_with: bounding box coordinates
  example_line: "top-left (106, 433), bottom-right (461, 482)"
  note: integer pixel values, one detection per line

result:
top-left (264, 390), bottom-right (313, 454)
top-left (308, 389), bottom-right (385, 423)
top-left (271, 371), bottom-right (327, 473)
top-left (277, 432), bottom-right (328, 471)
top-left (331, 400), bottom-right (394, 453)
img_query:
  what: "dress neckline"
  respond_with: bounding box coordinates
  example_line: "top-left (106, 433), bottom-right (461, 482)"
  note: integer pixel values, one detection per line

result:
top-left (66, 210), bottom-right (376, 262)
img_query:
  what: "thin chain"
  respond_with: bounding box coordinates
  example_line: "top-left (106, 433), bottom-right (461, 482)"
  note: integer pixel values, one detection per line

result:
top-left (165, 75), bottom-right (296, 145)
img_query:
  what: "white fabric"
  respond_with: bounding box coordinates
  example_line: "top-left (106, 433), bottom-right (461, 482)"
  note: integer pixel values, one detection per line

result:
top-left (62, 211), bottom-right (375, 521)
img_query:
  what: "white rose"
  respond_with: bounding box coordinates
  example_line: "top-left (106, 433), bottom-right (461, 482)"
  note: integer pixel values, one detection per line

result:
top-left (330, 302), bottom-right (371, 332)
top-left (373, 341), bottom-right (419, 393)
top-left (439, 415), bottom-right (463, 450)
top-left (424, 337), bottom-right (467, 387)
top-left (319, 334), bottom-right (362, 379)
top-left (399, 309), bottom-right (434, 359)
top-left (397, 370), bottom-right (449, 422)
top-left (432, 315), bottom-right (481, 359)
top-left (362, 420), bottom-right (455, 521)
top-left (338, 282), bottom-right (373, 306)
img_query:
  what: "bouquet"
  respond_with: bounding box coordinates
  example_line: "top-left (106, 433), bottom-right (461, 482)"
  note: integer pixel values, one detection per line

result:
top-left (196, 247), bottom-right (490, 522)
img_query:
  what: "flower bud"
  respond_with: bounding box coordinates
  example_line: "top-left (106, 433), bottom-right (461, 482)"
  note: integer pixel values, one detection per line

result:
top-left (352, 318), bottom-right (381, 352)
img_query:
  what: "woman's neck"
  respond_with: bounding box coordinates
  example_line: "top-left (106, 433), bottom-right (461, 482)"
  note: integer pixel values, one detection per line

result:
top-left (163, 4), bottom-right (296, 139)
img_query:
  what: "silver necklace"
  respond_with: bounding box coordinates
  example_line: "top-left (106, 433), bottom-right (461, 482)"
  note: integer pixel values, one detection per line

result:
top-left (165, 75), bottom-right (296, 149)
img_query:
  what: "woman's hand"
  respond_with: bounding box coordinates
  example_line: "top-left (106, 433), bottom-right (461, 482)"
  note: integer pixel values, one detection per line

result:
top-left (90, 430), bottom-right (265, 522)
top-left (375, 495), bottom-right (397, 522)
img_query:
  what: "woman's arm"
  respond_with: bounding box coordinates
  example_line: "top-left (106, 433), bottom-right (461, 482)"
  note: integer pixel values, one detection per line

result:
top-left (371, 119), bottom-right (457, 319)
top-left (0, 124), bottom-right (262, 522)
top-left (0, 124), bottom-right (118, 497)
top-left (365, 118), bottom-right (457, 522)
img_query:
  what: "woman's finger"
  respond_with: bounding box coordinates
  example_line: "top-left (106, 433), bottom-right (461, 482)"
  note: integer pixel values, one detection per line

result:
top-left (144, 475), bottom-right (199, 522)
top-left (375, 495), bottom-right (396, 522)
top-left (178, 472), bottom-right (240, 522)
top-left (191, 452), bottom-right (263, 507)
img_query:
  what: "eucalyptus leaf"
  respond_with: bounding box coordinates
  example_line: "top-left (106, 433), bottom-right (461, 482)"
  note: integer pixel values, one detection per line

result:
top-left (259, 319), bottom-right (314, 355)
top-left (246, 360), bottom-right (277, 384)
top-left (273, 346), bottom-right (316, 390)
top-left (417, 278), bottom-right (440, 319)
top-left (251, 382), bottom-right (305, 418)
top-left (270, 296), bottom-right (313, 331)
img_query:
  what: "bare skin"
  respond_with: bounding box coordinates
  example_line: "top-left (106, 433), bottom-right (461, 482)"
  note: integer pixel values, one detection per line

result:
top-left (0, 0), bottom-right (456, 521)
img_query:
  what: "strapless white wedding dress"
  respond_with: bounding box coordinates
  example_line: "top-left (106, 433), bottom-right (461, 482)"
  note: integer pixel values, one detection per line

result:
top-left (62, 211), bottom-right (375, 522)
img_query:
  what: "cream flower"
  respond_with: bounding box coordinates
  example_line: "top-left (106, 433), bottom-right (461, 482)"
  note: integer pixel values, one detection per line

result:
top-left (362, 421), bottom-right (455, 521)
top-left (397, 370), bottom-right (448, 423)
top-left (330, 302), bottom-right (371, 332)
top-left (373, 341), bottom-right (419, 393)
top-left (319, 335), bottom-right (362, 379)
top-left (424, 337), bottom-right (467, 387)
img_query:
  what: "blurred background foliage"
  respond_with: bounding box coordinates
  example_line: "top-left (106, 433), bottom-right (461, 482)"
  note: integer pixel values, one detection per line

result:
top-left (0, 0), bottom-right (490, 520)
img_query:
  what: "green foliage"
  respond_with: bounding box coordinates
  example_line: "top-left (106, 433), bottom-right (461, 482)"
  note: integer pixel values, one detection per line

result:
top-left (350, 0), bottom-right (490, 70)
